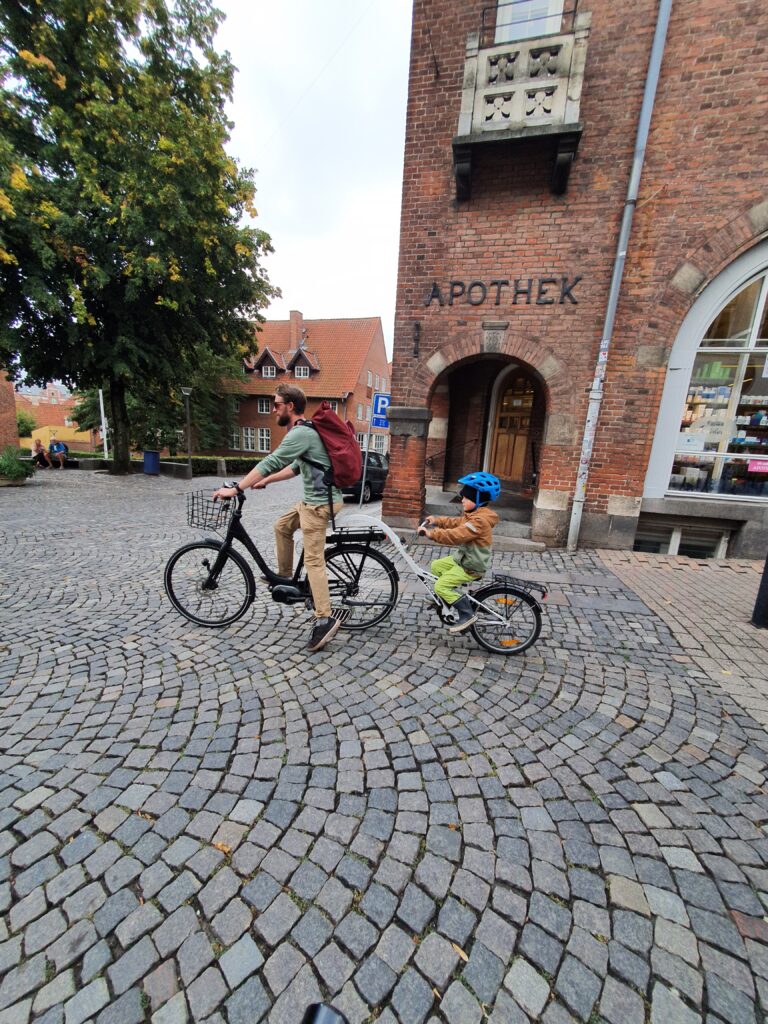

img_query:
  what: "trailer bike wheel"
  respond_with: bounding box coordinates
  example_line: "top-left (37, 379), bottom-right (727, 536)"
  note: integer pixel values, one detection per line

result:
top-left (164, 541), bottom-right (255, 627)
top-left (324, 544), bottom-right (399, 630)
top-left (469, 583), bottom-right (542, 654)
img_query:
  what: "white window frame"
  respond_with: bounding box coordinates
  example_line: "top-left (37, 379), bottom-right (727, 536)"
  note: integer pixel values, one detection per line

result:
top-left (357, 432), bottom-right (369, 451)
top-left (366, 405), bottom-right (371, 421)
top-left (328, 400), bottom-right (338, 413)
top-left (373, 433), bottom-right (386, 454)
top-left (357, 403), bottom-right (363, 420)
top-left (367, 370), bottom-right (373, 387)
top-left (375, 374), bottom-right (380, 389)
top-left (257, 397), bottom-right (270, 414)
top-left (242, 427), bottom-right (256, 452)
top-left (258, 427), bottom-right (271, 453)
top-left (645, 241), bottom-right (768, 503)
top-left (229, 430), bottom-right (241, 450)
top-left (232, 397), bottom-right (241, 412)
top-left (495, 0), bottom-right (563, 42)
top-left (262, 364), bottom-right (276, 378)
top-left (295, 364), bottom-right (310, 379)
top-left (382, 377), bottom-right (387, 392)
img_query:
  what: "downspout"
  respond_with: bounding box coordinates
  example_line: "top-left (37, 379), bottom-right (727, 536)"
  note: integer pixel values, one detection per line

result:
top-left (566, 0), bottom-right (673, 552)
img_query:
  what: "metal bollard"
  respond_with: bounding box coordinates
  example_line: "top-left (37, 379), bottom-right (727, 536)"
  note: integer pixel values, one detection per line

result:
top-left (751, 552), bottom-right (768, 628)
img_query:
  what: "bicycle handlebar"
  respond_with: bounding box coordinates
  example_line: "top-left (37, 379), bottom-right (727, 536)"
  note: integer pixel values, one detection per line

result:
top-left (217, 482), bottom-right (246, 506)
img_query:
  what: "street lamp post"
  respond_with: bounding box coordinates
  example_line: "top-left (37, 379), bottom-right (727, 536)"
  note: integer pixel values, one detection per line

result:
top-left (181, 387), bottom-right (193, 479)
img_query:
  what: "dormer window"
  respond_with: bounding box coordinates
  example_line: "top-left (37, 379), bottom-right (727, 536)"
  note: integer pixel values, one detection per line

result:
top-left (295, 365), bottom-right (310, 379)
top-left (262, 365), bottom-right (276, 378)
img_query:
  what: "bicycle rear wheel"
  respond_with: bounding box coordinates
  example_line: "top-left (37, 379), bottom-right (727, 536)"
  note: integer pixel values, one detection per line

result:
top-left (324, 544), bottom-right (398, 630)
top-left (470, 583), bottom-right (542, 654)
top-left (164, 541), bottom-right (255, 627)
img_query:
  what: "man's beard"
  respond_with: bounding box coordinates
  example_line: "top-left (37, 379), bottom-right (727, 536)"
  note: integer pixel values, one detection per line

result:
top-left (277, 412), bottom-right (291, 427)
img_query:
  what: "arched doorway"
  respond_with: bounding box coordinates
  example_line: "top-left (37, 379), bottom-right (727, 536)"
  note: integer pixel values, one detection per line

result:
top-left (484, 363), bottom-right (544, 493)
top-left (489, 372), bottom-right (535, 483)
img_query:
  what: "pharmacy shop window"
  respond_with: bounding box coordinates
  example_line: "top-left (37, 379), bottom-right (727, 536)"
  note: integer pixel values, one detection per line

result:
top-left (670, 273), bottom-right (768, 499)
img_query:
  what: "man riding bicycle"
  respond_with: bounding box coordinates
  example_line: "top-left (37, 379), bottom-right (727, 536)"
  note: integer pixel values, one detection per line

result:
top-left (213, 384), bottom-right (343, 652)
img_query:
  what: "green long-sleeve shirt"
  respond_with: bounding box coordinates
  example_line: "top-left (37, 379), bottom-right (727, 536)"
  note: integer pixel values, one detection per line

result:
top-left (257, 423), bottom-right (342, 506)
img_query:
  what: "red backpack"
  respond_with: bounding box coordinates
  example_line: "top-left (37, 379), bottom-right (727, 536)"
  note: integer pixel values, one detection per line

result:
top-left (303, 401), bottom-right (362, 488)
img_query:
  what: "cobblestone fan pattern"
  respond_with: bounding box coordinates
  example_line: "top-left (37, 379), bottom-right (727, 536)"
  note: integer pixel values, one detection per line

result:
top-left (1, 474), bottom-right (768, 1024)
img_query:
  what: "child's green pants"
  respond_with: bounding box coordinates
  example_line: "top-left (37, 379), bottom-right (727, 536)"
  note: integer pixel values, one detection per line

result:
top-left (431, 556), bottom-right (477, 605)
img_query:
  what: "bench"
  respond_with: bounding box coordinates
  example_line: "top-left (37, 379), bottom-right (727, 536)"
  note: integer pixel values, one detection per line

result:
top-left (21, 455), bottom-right (80, 470)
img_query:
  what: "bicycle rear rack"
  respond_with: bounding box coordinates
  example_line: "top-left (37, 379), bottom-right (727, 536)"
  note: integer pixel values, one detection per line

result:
top-left (491, 573), bottom-right (548, 600)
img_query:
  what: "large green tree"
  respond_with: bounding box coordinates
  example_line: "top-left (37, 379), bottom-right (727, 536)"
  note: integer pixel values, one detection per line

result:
top-left (0, 0), bottom-right (275, 471)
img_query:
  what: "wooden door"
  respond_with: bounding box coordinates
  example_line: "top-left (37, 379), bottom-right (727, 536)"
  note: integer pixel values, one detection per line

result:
top-left (490, 375), bottom-right (534, 483)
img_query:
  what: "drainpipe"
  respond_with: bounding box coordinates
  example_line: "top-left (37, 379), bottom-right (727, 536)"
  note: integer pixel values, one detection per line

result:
top-left (566, 0), bottom-right (673, 552)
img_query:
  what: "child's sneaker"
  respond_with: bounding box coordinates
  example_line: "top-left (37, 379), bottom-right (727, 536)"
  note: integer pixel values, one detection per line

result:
top-left (447, 596), bottom-right (477, 633)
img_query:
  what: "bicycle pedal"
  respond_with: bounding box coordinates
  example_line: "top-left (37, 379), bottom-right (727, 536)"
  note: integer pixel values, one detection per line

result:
top-left (332, 607), bottom-right (352, 623)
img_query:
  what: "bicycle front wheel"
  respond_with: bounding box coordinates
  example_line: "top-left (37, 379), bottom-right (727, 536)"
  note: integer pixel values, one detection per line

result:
top-left (470, 583), bottom-right (542, 654)
top-left (164, 541), bottom-right (255, 627)
top-left (324, 544), bottom-right (399, 630)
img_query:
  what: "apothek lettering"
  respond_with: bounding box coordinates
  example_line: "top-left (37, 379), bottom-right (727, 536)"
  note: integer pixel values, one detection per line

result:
top-left (425, 275), bottom-right (582, 307)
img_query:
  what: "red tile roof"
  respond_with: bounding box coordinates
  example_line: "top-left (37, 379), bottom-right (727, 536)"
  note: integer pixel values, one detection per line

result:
top-left (240, 315), bottom-right (386, 399)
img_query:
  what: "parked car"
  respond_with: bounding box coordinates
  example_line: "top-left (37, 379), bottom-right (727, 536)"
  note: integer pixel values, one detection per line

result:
top-left (342, 451), bottom-right (389, 503)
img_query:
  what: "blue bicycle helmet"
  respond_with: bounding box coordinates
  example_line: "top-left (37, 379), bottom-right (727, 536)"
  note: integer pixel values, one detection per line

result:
top-left (457, 472), bottom-right (501, 507)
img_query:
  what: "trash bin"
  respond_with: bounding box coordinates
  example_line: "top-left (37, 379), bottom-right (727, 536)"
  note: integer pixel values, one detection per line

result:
top-left (143, 450), bottom-right (160, 475)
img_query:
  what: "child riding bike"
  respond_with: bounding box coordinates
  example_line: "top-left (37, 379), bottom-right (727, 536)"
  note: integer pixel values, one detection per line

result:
top-left (417, 472), bottom-right (501, 633)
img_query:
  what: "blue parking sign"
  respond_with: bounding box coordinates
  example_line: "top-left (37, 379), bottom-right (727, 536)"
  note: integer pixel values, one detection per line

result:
top-left (371, 392), bottom-right (390, 429)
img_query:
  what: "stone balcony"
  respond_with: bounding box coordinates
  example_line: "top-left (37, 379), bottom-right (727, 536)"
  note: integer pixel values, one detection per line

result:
top-left (453, 11), bottom-right (591, 199)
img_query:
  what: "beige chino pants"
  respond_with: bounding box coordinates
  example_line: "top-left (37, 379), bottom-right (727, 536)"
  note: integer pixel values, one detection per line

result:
top-left (274, 500), bottom-right (343, 619)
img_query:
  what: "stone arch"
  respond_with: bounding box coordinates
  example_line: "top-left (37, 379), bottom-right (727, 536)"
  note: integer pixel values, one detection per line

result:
top-left (639, 195), bottom-right (768, 354)
top-left (414, 327), bottom-right (581, 453)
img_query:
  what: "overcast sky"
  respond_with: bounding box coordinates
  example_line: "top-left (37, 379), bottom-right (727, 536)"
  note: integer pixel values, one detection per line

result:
top-left (215, 0), bottom-right (413, 355)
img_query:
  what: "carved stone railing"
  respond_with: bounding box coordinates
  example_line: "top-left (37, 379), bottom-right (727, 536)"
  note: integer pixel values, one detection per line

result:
top-left (453, 11), bottom-right (591, 198)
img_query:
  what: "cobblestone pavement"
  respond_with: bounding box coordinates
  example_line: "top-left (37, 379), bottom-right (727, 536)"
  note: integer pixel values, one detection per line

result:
top-left (2, 472), bottom-right (768, 1024)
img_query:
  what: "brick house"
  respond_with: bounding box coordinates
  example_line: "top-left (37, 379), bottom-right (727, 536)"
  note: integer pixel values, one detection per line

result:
top-left (384, 0), bottom-right (768, 557)
top-left (230, 310), bottom-right (390, 460)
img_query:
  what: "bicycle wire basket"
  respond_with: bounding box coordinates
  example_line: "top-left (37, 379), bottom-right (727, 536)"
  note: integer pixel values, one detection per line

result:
top-left (186, 491), bottom-right (235, 532)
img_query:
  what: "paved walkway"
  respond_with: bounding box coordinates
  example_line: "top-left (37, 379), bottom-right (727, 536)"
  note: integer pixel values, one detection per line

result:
top-left (1, 472), bottom-right (767, 1024)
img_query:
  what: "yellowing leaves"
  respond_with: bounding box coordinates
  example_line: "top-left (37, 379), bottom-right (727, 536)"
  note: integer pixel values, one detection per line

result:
top-left (17, 49), bottom-right (66, 89)
top-left (0, 190), bottom-right (15, 218)
top-left (0, 248), bottom-right (19, 266)
top-left (9, 165), bottom-right (30, 191)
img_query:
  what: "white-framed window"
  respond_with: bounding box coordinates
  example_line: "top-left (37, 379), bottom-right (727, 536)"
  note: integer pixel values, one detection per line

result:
top-left (357, 403), bottom-right (363, 420)
top-left (232, 397), bottom-right (241, 412)
top-left (64, 416), bottom-right (73, 427)
top-left (295, 365), bottom-right (310, 379)
top-left (668, 272), bottom-right (768, 499)
top-left (382, 376), bottom-right (387, 392)
top-left (357, 432), bottom-right (369, 450)
top-left (495, 0), bottom-right (563, 42)
top-left (328, 400), bottom-right (338, 413)
top-left (367, 370), bottom-right (373, 387)
top-left (366, 405), bottom-right (371, 421)
top-left (262, 365), bottom-right (276, 378)
top-left (258, 428), bottom-right (271, 453)
top-left (242, 427), bottom-right (256, 451)
top-left (375, 374), bottom-right (380, 390)
top-left (373, 433), bottom-right (387, 454)
top-left (258, 397), bottom-right (270, 414)
top-left (229, 430), bottom-right (241, 450)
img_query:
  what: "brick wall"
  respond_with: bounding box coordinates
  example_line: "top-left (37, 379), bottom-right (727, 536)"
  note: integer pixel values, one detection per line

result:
top-left (385, 0), bottom-right (768, 537)
top-left (0, 375), bottom-right (17, 450)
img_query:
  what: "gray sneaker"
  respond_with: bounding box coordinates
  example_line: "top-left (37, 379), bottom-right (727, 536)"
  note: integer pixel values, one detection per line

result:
top-left (306, 616), bottom-right (341, 652)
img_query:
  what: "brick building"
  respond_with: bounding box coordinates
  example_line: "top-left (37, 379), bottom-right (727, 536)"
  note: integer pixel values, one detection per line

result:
top-left (15, 384), bottom-right (99, 451)
top-left (384, 0), bottom-right (768, 557)
top-left (0, 375), bottom-right (17, 450)
top-left (231, 310), bottom-right (390, 458)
